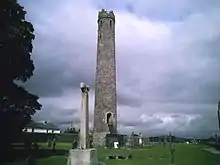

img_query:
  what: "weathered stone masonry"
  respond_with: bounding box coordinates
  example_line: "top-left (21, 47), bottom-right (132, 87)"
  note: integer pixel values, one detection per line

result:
top-left (93, 9), bottom-right (117, 146)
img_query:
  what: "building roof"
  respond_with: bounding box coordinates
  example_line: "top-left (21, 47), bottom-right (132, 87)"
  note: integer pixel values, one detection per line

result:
top-left (25, 121), bottom-right (60, 130)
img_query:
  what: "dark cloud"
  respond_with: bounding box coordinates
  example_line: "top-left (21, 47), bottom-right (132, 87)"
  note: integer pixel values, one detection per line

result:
top-left (20, 34), bottom-right (96, 97)
top-left (33, 106), bottom-right (79, 125)
top-left (117, 90), bottom-right (143, 107)
top-left (119, 116), bottom-right (163, 127)
top-left (18, 0), bottom-right (220, 137)
top-left (91, 0), bottom-right (220, 21)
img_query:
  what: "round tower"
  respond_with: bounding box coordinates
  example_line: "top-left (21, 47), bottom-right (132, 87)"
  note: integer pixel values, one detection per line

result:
top-left (93, 9), bottom-right (117, 146)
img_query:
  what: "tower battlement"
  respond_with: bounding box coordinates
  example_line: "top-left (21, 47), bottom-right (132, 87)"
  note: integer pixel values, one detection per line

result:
top-left (98, 9), bottom-right (115, 22)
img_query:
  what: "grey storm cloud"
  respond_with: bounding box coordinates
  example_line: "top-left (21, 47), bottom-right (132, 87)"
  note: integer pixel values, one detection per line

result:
top-left (21, 34), bottom-right (96, 97)
top-left (33, 106), bottom-right (79, 125)
top-left (119, 114), bottom-right (164, 127)
top-left (18, 0), bottom-right (220, 138)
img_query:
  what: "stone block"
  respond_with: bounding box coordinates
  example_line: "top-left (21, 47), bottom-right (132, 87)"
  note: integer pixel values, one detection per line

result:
top-left (93, 132), bottom-right (108, 147)
top-left (67, 148), bottom-right (98, 165)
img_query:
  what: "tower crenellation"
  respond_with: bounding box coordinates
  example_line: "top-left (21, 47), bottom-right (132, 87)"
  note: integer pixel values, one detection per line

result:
top-left (98, 9), bottom-right (115, 23)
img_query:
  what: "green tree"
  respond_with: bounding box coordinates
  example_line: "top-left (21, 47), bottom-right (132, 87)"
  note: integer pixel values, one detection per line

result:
top-left (0, 0), bottom-right (41, 160)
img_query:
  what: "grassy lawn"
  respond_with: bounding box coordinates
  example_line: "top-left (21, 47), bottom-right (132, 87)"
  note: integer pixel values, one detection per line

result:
top-left (5, 143), bottom-right (220, 165)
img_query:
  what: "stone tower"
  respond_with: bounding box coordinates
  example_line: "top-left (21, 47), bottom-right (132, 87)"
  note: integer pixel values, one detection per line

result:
top-left (93, 9), bottom-right (117, 146)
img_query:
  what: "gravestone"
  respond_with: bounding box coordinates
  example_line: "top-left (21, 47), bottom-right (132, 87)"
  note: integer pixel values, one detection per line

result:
top-left (113, 142), bottom-right (119, 149)
top-left (105, 134), bottom-right (118, 148)
top-left (130, 133), bottom-right (139, 147)
top-left (139, 133), bottom-right (143, 146)
top-left (67, 83), bottom-right (98, 165)
top-left (126, 136), bottom-right (132, 148)
top-left (106, 154), bottom-right (132, 160)
top-left (105, 134), bottom-right (126, 148)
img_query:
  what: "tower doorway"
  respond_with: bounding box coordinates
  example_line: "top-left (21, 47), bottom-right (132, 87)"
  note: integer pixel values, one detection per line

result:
top-left (106, 112), bottom-right (114, 134)
top-left (106, 112), bottom-right (112, 124)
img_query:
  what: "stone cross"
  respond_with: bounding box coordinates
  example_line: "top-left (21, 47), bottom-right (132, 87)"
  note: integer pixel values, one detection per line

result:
top-left (79, 82), bottom-right (90, 149)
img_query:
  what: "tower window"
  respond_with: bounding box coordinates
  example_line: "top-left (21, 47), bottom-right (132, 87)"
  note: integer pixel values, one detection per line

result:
top-left (110, 20), bottom-right (112, 27)
top-left (100, 20), bottom-right (102, 26)
top-left (106, 112), bottom-right (112, 124)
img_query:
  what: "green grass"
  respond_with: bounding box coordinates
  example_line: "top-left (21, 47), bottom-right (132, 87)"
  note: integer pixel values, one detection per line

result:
top-left (98, 144), bottom-right (220, 165)
top-left (5, 156), bottom-right (66, 165)
top-left (38, 142), bottom-right (72, 150)
top-left (5, 143), bottom-right (220, 165)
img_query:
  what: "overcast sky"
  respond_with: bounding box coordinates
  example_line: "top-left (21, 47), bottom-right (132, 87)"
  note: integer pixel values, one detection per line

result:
top-left (18, 0), bottom-right (220, 138)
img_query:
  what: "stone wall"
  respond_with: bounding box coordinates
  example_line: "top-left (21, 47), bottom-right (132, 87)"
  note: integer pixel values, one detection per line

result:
top-left (92, 132), bottom-right (108, 147)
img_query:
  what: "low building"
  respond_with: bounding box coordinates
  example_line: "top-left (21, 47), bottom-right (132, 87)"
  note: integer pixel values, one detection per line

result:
top-left (23, 121), bottom-right (61, 134)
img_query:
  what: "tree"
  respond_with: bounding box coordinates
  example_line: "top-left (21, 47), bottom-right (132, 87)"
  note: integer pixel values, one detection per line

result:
top-left (0, 0), bottom-right (41, 160)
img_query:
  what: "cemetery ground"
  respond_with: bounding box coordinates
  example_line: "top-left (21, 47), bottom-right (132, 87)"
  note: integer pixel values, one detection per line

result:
top-left (5, 142), bottom-right (220, 165)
